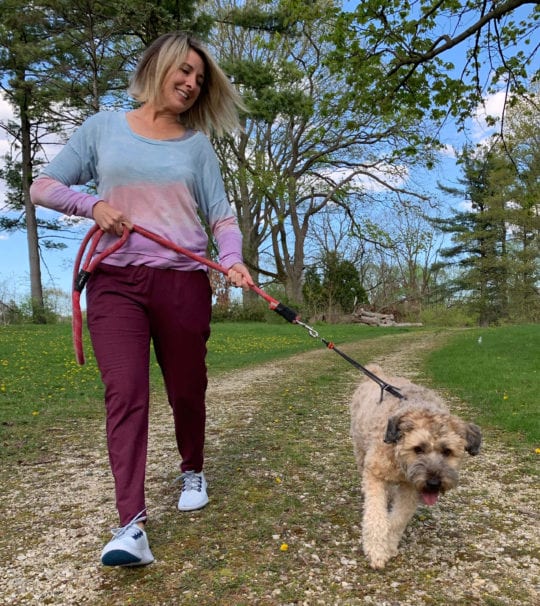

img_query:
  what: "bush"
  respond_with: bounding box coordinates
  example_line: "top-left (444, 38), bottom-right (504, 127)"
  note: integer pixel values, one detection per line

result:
top-left (420, 304), bottom-right (477, 327)
top-left (212, 300), bottom-right (267, 322)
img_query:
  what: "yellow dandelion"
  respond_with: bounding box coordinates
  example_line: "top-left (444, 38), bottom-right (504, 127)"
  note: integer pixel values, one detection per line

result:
top-left (275, 477), bottom-right (282, 484)
top-left (503, 392), bottom-right (508, 400)
top-left (535, 448), bottom-right (540, 455)
top-left (280, 543), bottom-right (289, 551)
top-left (32, 411), bottom-right (39, 416)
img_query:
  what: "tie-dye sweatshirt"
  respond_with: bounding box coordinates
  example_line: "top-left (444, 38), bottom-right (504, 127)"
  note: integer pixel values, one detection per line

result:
top-left (30, 111), bottom-right (243, 272)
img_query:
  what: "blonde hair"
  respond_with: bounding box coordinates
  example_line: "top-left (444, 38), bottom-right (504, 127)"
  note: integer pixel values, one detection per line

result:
top-left (128, 32), bottom-right (245, 136)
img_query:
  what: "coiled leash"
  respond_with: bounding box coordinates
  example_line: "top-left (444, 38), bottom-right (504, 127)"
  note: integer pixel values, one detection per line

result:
top-left (72, 224), bottom-right (404, 401)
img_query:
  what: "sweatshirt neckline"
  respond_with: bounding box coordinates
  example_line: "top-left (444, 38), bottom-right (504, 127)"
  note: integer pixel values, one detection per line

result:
top-left (121, 112), bottom-right (198, 144)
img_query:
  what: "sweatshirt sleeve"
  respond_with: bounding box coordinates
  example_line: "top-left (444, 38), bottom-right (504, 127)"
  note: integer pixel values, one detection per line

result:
top-left (30, 114), bottom-right (102, 218)
top-left (30, 176), bottom-right (100, 219)
top-left (193, 136), bottom-right (244, 269)
top-left (213, 216), bottom-right (243, 269)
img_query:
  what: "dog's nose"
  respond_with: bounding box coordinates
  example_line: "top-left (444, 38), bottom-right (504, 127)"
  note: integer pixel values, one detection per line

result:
top-left (426, 478), bottom-right (441, 491)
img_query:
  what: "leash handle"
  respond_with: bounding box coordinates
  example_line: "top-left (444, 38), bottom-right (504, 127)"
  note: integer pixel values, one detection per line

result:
top-left (72, 224), bottom-right (300, 364)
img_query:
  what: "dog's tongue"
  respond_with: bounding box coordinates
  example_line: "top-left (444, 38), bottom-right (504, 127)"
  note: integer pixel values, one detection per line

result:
top-left (421, 491), bottom-right (439, 506)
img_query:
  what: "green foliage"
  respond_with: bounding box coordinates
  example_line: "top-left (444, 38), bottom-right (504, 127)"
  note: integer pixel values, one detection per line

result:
top-left (211, 0), bottom-right (436, 306)
top-left (0, 289), bottom-right (69, 325)
top-left (221, 4), bottom-right (294, 34)
top-left (303, 251), bottom-right (368, 317)
top-left (327, 1), bottom-right (539, 133)
top-left (302, 266), bottom-right (325, 314)
top-left (212, 300), bottom-right (267, 322)
top-left (432, 144), bottom-right (536, 326)
top-left (0, 153), bottom-right (23, 210)
top-left (224, 57), bottom-right (313, 122)
top-left (419, 304), bottom-right (477, 328)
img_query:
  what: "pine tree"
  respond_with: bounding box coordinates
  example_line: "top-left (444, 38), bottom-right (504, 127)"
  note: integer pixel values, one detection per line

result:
top-left (433, 148), bottom-right (515, 325)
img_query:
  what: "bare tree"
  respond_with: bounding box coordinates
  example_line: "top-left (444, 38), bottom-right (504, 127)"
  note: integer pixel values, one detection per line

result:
top-left (208, 0), bottom-right (432, 303)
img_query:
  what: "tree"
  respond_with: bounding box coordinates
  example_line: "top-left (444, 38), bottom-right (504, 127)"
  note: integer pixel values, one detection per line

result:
top-left (432, 84), bottom-right (540, 326)
top-left (0, 0), bottom-right (206, 321)
top-left (432, 146), bottom-right (516, 325)
top-left (499, 92), bottom-right (540, 320)
top-left (303, 251), bottom-right (368, 318)
top-left (208, 0), bottom-right (432, 305)
top-left (0, 0), bottom-right (65, 322)
top-left (328, 1), bottom-right (539, 135)
top-left (358, 203), bottom-right (442, 317)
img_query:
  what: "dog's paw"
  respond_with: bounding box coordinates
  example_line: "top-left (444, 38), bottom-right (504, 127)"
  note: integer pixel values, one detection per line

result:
top-left (364, 546), bottom-right (392, 570)
top-left (367, 554), bottom-right (390, 570)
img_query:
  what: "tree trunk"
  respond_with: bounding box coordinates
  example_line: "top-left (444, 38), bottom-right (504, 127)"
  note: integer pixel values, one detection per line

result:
top-left (20, 83), bottom-right (45, 323)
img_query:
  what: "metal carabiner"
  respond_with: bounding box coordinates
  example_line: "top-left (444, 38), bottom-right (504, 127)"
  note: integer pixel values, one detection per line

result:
top-left (294, 319), bottom-right (319, 339)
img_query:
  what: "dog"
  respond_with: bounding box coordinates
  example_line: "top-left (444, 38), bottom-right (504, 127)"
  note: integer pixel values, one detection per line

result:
top-left (349, 364), bottom-right (482, 569)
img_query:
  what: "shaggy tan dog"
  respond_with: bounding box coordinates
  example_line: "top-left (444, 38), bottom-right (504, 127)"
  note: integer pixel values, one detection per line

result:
top-left (350, 364), bottom-right (482, 570)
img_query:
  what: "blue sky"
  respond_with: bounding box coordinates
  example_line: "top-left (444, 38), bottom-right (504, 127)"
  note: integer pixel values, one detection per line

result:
top-left (0, 125), bottom-right (494, 308)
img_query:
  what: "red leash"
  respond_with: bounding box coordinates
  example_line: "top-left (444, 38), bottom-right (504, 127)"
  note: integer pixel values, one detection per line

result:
top-left (72, 224), bottom-right (404, 400)
top-left (72, 224), bottom-right (295, 365)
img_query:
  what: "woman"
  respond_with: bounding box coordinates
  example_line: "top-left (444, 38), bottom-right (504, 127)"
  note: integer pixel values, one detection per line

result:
top-left (30, 32), bottom-right (253, 567)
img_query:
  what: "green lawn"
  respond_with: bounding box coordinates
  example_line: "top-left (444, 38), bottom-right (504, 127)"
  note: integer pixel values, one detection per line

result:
top-left (0, 321), bottom-right (411, 461)
top-left (1, 322), bottom-right (537, 605)
top-left (1, 322), bottom-right (538, 464)
top-left (424, 324), bottom-right (539, 446)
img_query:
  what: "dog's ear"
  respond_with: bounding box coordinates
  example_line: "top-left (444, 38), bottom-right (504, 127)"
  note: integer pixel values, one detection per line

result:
top-left (384, 412), bottom-right (417, 444)
top-left (463, 423), bottom-right (482, 456)
top-left (384, 415), bottom-right (404, 444)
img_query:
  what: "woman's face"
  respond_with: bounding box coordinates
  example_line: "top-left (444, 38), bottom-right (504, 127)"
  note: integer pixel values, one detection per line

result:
top-left (160, 48), bottom-right (205, 114)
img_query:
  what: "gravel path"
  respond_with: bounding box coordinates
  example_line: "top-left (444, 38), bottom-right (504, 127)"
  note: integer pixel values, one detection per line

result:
top-left (0, 332), bottom-right (538, 605)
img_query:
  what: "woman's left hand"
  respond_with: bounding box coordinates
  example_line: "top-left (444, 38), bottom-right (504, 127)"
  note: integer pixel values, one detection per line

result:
top-left (227, 263), bottom-right (254, 290)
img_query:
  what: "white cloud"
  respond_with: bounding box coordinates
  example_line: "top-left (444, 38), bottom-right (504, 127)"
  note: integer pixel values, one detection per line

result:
top-left (470, 89), bottom-right (507, 142)
top-left (0, 93), bottom-right (13, 121)
top-left (0, 93), bottom-right (15, 213)
top-left (0, 92), bottom-right (14, 156)
top-left (440, 143), bottom-right (457, 158)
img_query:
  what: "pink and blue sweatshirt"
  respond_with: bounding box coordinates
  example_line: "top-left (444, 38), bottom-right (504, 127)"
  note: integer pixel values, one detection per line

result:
top-left (30, 111), bottom-right (243, 272)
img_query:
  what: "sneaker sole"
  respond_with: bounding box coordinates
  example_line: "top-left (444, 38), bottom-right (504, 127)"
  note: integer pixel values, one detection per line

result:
top-left (178, 494), bottom-right (209, 512)
top-left (101, 549), bottom-right (154, 567)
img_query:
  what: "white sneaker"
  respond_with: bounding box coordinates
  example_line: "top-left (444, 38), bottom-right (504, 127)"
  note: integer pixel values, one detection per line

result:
top-left (101, 511), bottom-right (154, 567)
top-left (178, 471), bottom-right (208, 511)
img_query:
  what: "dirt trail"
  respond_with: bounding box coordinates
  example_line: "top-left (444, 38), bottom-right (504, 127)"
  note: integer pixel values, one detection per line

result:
top-left (0, 330), bottom-right (538, 605)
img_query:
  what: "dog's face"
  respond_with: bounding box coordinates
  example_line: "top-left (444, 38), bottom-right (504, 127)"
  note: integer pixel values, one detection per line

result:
top-left (384, 410), bottom-right (482, 505)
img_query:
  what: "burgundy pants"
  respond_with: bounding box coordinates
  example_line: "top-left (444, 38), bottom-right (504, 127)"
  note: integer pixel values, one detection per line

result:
top-left (86, 263), bottom-right (211, 525)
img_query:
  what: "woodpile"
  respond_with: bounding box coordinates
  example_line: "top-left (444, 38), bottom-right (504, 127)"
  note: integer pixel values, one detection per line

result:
top-left (351, 308), bottom-right (422, 327)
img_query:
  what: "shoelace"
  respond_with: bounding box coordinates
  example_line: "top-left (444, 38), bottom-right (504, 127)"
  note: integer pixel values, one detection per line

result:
top-left (109, 509), bottom-right (147, 539)
top-left (181, 472), bottom-right (203, 493)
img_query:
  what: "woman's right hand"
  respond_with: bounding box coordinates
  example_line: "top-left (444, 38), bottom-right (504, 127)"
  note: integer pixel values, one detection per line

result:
top-left (92, 200), bottom-right (132, 236)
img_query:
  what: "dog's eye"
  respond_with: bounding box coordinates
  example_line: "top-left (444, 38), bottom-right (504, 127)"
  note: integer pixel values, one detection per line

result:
top-left (413, 445), bottom-right (425, 454)
top-left (442, 448), bottom-right (453, 457)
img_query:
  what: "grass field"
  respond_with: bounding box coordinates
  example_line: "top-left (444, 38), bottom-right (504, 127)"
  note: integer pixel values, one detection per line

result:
top-left (0, 321), bottom-right (411, 462)
top-left (424, 324), bottom-right (539, 447)
top-left (1, 322), bottom-right (537, 464)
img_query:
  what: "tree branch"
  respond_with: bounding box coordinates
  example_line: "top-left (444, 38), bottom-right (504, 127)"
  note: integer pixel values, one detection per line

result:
top-left (387, 0), bottom-right (534, 76)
